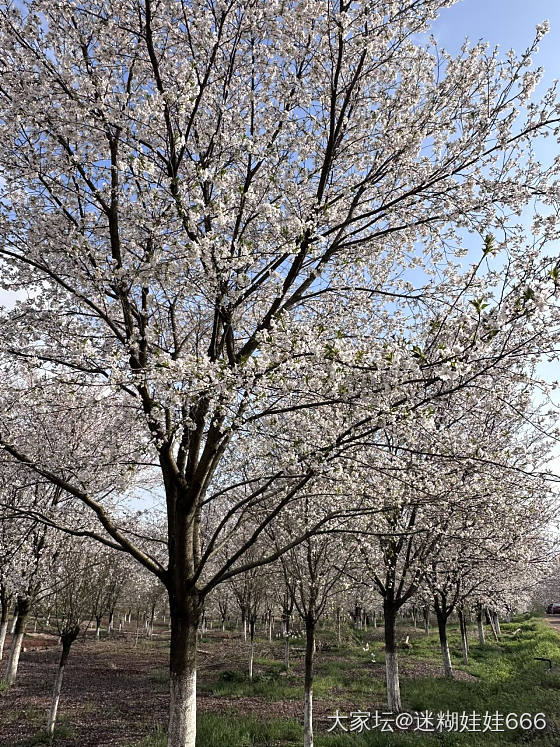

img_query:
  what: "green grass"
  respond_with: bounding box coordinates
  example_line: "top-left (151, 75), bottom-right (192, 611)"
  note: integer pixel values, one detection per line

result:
top-left (18, 722), bottom-right (75, 745)
top-left (133, 714), bottom-right (303, 746)
top-left (126, 617), bottom-right (560, 745)
top-left (149, 667), bottom-right (170, 686)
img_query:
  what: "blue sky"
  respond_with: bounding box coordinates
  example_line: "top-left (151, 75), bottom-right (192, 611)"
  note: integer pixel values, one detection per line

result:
top-left (433, 0), bottom-right (560, 70)
top-left (436, 1), bottom-right (560, 477)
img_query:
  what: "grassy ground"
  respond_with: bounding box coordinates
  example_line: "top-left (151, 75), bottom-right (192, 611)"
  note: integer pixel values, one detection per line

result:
top-left (135, 616), bottom-right (560, 746)
top-left (1, 615), bottom-right (559, 745)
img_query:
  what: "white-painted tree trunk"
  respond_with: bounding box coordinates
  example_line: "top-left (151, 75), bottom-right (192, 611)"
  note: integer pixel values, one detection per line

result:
top-left (303, 618), bottom-right (316, 747)
top-left (5, 630), bottom-right (25, 686)
top-left (46, 631), bottom-right (77, 737)
top-left (336, 606), bottom-right (341, 643)
top-left (458, 609), bottom-right (469, 665)
top-left (169, 667), bottom-right (197, 747)
top-left (10, 612), bottom-right (18, 635)
top-left (440, 638), bottom-right (453, 678)
top-left (476, 610), bottom-right (485, 645)
top-left (385, 651), bottom-right (401, 712)
top-left (488, 611), bottom-right (500, 642)
top-left (495, 613), bottom-right (501, 634)
top-left (5, 598), bottom-right (30, 686)
top-left (0, 621), bottom-right (8, 660)
top-left (168, 599), bottom-right (201, 747)
top-left (434, 601), bottom-right (453, 679)
top-left (383, 604), bottom-right (401, 712)
top-left (248, 619), bottom-right (255, 682)
top-left (304, 686), bottom-right (313, 747)
top-left (47, 665), bottom-right (65, 736)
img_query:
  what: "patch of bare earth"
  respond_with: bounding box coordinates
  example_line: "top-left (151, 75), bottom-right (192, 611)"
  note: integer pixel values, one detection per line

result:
top-left (1, 629), bottom-right (475, 746)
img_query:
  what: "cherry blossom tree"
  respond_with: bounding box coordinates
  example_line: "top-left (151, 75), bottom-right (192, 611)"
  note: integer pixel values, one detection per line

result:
top-left (0, 1), bottom-right (559, 744)
top-left (45, 539), bottom-right (99, 738)
top-left (277, 513), bottom-right (351, 747)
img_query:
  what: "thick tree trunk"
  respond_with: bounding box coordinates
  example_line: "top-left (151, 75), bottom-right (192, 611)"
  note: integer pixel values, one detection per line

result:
top-left (5, 597), bottom-right (30, 686)
top-left (303, 617), bottom-right (315, 747)
top-left (383, 601), bottom-right (401, 712)
top-left (435, 606), bottom-right (453, 679)
top-left (47, 629), bottom-right (78, 736)
top-left (168, 595), bottom-right (201, 747)
top-left (458, 609), bottom-right (469, 665)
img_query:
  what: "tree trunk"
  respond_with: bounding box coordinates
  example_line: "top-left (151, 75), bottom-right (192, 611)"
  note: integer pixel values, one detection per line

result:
top-left (284, 634), bottom-right (290, 671)
top-left (476, 607), bottom-right (485, 645)
top-left (303, 617), bottom-right (315, 747)
top-left (336, 606), bottom-right (341, 644)
top-left (47, 629), bottom-right (78, 736)
top-left (10, 610), bottom-right (18, 635)
top-left (423, 605), bottom-right (430, 635)
top-left (383, 601), bottom-right (401, 712)
top-left (494, 613), bottom-right (501, 636)
top-left (0, 589), bottom-right (8, 661)
top-left (458, 609), bottom-right (469, 665)
top-left (5, 597), bottom-right (30, 686)
top-left (488, 610), bottom-right (500, 642)
top-left (168, 595), bottom-right (201, 747)
top-left (435, 605), bottom-right (453, 679)
top-left (0, 620), bottom-right (7, 661)
top-left (248, 618), bottom-right (255, 682)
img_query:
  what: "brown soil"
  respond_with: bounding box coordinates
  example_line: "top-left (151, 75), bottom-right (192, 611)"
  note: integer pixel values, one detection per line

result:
top-left (0, 628), bottom-right (473, 746)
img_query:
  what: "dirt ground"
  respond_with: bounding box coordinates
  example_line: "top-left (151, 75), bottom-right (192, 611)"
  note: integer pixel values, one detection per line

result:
top-left (0, 625), bottom-right (478, 747)
top-left (0, 628), bottom-right (340, 746)
top-left (545, 614), bottom-right (560, 632)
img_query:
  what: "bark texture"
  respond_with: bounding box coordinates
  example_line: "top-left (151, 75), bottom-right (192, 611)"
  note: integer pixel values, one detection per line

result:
top-left (303, 617), bottom-right (316, 747)
top-left (383, 602), bottom-right (402, 712)
top-left (168, 594), bottom-right (201, 747)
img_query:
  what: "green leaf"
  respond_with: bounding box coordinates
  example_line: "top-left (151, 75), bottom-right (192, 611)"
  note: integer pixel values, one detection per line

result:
top-left (483, 234), bottom-right (495, 255)
top-left (469, 298), bottom-right (489, 314)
